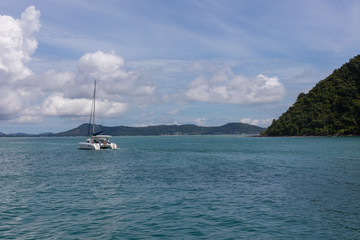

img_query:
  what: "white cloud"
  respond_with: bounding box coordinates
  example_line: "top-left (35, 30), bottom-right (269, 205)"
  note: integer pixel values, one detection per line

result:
top-left (168, 109), bottom-right (179, 115)
top-left (194, 118), bottom-right (206, 126)
top-left (0, 6), bottom-right (155, 124)
top-left (21, 69), bottom-right (76, 92)
top-left (40, 94), bottom-right (127, 118)
top-left (12, 49), bottom-right (153, 123)
top-left (27, 49), bottom-right (153, 120)
top-left (74, 51), bottom-right (155, 101)
top-left (0, 6), bottom-right (40, 83)
top-left (9, 115), bottom-right (43, 124)
top-left (78, 51), bottom-right (126, 80)
top-left (41, 94), bottom-right (92, 117)
top-left (183, 68), bottom-right (285, 104)
top-left (241, 118), bottom-right (273, 127)
top-left (0, 87), bottom-right (25, 119)
top-left (0, 6), bottom-right (41, 123)
top-left (19, 6), bottom-right (41, 56)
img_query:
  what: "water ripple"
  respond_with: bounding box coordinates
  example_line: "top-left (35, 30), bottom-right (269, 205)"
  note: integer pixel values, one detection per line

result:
top-left (0, 136), bottom-right (359, 239)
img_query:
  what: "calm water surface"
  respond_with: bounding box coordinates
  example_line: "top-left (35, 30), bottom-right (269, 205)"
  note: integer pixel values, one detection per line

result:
top-left (0, 136), bottom-right (359, 239)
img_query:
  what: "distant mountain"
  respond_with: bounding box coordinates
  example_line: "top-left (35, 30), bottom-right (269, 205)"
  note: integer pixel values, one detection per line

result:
top-left (263, 55), bottom-right (360, 136)
top-left (0, 132), bottom-right (53, 137)
top-left (7, 133), bottom-right (34, 137)
top-left (39, 132), bottom-right (53, 136)
top-left (55, 122), bottom-right (265, 136)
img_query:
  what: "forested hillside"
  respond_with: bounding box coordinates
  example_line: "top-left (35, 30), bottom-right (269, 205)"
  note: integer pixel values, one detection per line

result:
top-left (264, 55), bottom-right (360, 136)
top-left (55, 122), bottom-right (265, 136)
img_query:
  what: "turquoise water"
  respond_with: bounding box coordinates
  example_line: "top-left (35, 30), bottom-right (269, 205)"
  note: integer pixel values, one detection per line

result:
top-left (0, 136), bottom-right (359, 239)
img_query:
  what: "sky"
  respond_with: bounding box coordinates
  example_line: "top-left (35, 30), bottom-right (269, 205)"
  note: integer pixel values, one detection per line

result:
top-left (1, 0), bottom-right (360, 134)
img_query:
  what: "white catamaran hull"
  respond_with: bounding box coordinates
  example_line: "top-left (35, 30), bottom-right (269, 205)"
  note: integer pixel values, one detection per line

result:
top-left (100, 142), bottom-right (117, 149)
top-left (78, 142), bottom-right (100, 150)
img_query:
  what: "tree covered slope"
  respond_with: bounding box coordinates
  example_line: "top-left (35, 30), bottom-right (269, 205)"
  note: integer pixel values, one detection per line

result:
top-left (264, 55), bottom-right (360, 136)
top-left (55, 122), bottom-right (265, 136)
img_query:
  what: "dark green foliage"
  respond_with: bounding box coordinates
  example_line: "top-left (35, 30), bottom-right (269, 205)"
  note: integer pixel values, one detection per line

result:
top-left (263, 55), bottom-right (360, 136)
top-left (55, 122), bottom-right (265, 136)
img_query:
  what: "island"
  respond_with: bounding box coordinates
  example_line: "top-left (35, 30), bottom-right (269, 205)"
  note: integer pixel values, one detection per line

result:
top-left (1, 122), bottom-right (265, 137)
top-left (263, 55), bottom-right (360, 136)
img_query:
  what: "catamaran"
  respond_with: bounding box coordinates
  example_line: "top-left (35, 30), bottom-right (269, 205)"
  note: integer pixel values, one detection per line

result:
top-left (78, 81), bottom-right (117, 150)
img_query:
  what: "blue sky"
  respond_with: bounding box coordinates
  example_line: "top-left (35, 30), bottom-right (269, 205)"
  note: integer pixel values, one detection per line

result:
top-left (1, 0), bottom-right (360, 134)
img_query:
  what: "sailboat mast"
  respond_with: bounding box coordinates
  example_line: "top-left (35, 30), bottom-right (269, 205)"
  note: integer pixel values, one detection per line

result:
top-left (92, 80), bottom-right (96, 135)
top-left (87, 80), bottom-right (97, 136)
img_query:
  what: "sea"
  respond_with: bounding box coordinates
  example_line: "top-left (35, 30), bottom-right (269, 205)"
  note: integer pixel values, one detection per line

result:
top-left (0, 136), bottom-right (359, 239)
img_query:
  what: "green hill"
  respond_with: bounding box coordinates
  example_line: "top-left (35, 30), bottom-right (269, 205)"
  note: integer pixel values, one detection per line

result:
top-left (55, 122), bottom-right (265, 136)
top-left (263, 55), bottom-right (360, 136)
